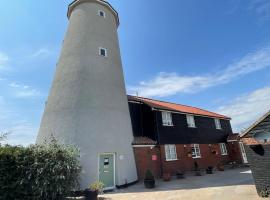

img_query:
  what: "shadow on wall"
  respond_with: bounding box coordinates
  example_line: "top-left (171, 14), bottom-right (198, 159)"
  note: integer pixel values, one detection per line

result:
top-left (110, 168), bottom-right (254, 194)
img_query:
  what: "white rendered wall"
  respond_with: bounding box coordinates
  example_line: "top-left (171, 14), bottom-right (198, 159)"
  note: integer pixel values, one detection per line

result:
top-left (37, 0), bottom-right (138, 188)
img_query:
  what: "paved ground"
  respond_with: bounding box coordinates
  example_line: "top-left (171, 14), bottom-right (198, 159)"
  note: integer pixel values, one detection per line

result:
top-left (100, 168), bottom-right (263, 200)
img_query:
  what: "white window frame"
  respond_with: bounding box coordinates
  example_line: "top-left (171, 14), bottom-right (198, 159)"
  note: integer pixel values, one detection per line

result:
top-left (165, 145), bottom-right (177, 161)
top-left (99, 47), bottom-right (107, 57)
top-left (191, 144), bottom-right (201, 158)
top-left (186, 115), bottom-right (196, 128)
top-left (162, 111), bottom-right (173, 126)
top-left (219, 143), bottom-right (228, 155)
top-left (214, 118), bottom-right (222, 129)
top-left (98, 10), bottom-right (106, 18)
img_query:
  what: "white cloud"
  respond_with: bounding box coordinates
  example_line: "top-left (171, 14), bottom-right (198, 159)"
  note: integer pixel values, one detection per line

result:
top-left (31, 48), bottom-right (53, 59)
top-left (8, 82), bottom-right (42, 98)
top-left (248, 0), bottom-right (270, 22)
top-left (128, 45), bottom-right (270, 97)
top-left (0, 96), bottom-right (38, 146)
top-left (216, 86), bottom-right (270, 133)
top-left (0, 52), bottom-right (9, 70)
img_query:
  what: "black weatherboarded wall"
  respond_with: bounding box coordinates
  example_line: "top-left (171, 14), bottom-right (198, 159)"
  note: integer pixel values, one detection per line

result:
top-left (156, 111), bottom-right (232, 144)
top-left (245, 144), bottom-right (270, 197)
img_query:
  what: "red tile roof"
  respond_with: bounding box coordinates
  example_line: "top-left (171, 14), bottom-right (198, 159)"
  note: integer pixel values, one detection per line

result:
top-left (128, 95), bottom-right (231, 120)
top-left (132, 137), bottom-right (157, 145)
top-left (227, 134), bottom-right (239, 142)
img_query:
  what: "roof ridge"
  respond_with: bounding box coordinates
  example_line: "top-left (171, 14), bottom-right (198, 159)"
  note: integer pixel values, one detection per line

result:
top-left (128, 95), bottom-right (229, 118)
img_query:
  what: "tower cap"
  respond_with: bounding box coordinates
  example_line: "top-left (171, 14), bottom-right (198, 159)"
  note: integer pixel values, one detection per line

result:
top-left (67, 0), bottom-right (120, 27)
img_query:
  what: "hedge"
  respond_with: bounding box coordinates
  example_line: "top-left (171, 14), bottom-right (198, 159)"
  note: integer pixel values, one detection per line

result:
top-left (0, 140), bottom-right (81, 200)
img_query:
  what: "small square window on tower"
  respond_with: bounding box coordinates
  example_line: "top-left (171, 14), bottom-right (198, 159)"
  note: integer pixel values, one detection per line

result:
top-left (99, 47), bottom-right (107, 57)
top-left (98, 10), bottom-right (106, 18)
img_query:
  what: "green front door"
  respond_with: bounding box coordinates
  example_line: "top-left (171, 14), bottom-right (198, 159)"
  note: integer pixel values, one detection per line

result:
top-left (99, 154), bottom-right (115, 189)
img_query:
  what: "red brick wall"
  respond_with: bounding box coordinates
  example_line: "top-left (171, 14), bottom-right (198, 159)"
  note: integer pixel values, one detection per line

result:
top-left (160, 144), bottom-right (231, 175)
top-left (227, 141), bottom-right (244, 164)
top-left (133, 143), bottom-right (244, 180)
top-left (133, 146), bottom-right (161, 180)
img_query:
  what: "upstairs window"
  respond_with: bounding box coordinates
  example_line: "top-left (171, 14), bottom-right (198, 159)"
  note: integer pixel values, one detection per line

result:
top-left (98, 10), bottom-right (106, 18)
top-left (99, 47), bottom-right (107, 57)
top-left (214, 118), bottom-right (222, 129)
top-left (220, 143), bottom-right (228, 155)
top-left (165, 145), bottom-right (177, 161)
top-left (191, 144), bottom-right (201, 158)
top-left (186, 115), bottom-right (196, 128)
top-left (162, 111), bottom-right (173, 126)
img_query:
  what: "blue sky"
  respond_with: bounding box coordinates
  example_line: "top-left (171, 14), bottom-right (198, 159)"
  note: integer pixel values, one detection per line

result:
top-left (1, 0), bottom-right (270, 145)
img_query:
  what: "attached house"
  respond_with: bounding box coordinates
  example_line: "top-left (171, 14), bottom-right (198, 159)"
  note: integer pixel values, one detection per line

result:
top-left (240, 111), bottom-right (270, 197)
top-left (128, 95), bottom-right (244, 179)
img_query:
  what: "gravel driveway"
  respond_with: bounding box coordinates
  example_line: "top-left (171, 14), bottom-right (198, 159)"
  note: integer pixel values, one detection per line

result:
top-left (100, 168), bottom-right (261, 200)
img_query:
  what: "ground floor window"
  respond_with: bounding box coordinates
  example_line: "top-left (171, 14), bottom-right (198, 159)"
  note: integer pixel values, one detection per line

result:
top-left (191, 144), bottom-right (201, 158)
top-left (165, 145), bottom-right (177, 161)
top-left (219, 143), bottom-right (228, 155)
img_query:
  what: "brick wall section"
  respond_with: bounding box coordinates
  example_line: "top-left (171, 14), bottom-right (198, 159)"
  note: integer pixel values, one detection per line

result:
top-left (133, 146), bottom-right (161, 180)
top-left (133, 143), bottom-right (242, 180)
top-left (227, 142), bottom-right (244, 164)
top-left (160, 144), bottom-right (231, 174)
top-left (244, 144), bottom-right (270, 196)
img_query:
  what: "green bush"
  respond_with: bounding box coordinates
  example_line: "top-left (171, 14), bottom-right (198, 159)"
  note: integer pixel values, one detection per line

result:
top-left (0, 140), bottom-right (81, 200)
top-left (144, 169), bottom-right (154, 180)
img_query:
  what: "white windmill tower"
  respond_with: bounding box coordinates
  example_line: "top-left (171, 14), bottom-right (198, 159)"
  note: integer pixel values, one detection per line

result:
top-left (37, 0), bottom-right (138, 189)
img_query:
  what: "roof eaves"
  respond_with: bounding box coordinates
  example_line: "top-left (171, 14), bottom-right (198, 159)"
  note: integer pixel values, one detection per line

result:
top-left (240, 110), bottom-right (270, 138)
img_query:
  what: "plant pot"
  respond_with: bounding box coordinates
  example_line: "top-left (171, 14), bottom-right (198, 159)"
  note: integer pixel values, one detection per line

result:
top-left (217, 165), bottom-right (224, 171)
top-left (144, 179), bottom-right (155, 189)
top-left (84, 189), bottom-right (98, 200)
top-left (195, 170), bottom-right (202, 176)
top-left (176, 173), bottom-right (184, 179)
top-left (206, 167), bottom-right (213, 174)
top-left (163, 173), bottom-right (171, 181)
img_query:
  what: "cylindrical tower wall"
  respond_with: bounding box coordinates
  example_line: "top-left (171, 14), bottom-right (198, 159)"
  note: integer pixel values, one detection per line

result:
top-left (37, 0), bottom-right (137, 188)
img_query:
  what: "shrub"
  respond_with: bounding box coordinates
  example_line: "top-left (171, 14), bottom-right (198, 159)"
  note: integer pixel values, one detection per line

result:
top-left (144, 169), bottom-right (154, 180)
top-left (89, 181), bottom-right (105, 192)
top-left (0, 140), bottom-right (81, 200)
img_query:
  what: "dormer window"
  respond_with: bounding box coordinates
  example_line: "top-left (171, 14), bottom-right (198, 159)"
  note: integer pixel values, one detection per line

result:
top-left (98, 10), bottom-right (106, 18)
top-left (162, 111), bottom-right (173, 126)
top-left (99, 47), bottom-right (107, 57)
top-left (214, 118), bottom-right (221, 129)
top-left (186, 115), bottom-right (196, 128)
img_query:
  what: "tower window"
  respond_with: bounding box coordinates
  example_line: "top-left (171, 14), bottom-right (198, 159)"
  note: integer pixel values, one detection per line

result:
top-left (99, 48), bottom-right (107, 57)
top-left (98, 10), bottom-right (106, 18)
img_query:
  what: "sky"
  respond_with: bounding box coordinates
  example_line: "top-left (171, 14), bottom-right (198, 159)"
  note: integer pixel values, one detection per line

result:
top-left (0, 0), bottom-right (270, 146)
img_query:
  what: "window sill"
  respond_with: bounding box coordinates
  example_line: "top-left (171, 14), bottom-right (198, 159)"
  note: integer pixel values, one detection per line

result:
top-left (192, 156), bottom-right (201, 159)
top-left (163, 124), bottom-right (174, 127)
top-left (221, 154), bottom-right (228, 156)
top-left (188, 126), bottom-right (197, 128)
top-left (165, 159), bottom-right (178, 162)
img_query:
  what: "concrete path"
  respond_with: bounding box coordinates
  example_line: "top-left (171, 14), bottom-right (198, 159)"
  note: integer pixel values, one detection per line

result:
top-left (100, 168), bottom-right (263, 200)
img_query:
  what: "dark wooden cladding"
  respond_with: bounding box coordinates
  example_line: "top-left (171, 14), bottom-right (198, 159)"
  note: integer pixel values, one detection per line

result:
top-left (128, 102), bottom-right (156, 141)
top-left (155, 111), bottom-right (232, 144)
top-left (128, 101), bottom-right (233, 144)
top-left (248, 115), bottom-right (270, 136)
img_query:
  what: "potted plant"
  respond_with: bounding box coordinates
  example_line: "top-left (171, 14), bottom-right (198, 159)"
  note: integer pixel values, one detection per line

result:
top-left (206, 166), bottom-right (213, 174)
top-left (176, 170), bottom-right (185, 179)
top-left (217, 163), bottom-right (224, 171)
top-left (194, 162), bottom-right (202, 176)
top-left (85, 181), bottom-right (105, 200)
top-left (163, 173), bottom-right (171, 181)
top-left (144, 169), bottom-right (155, 189)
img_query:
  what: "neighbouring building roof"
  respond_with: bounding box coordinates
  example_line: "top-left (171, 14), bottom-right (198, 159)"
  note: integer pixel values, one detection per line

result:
top-left (227, 133), bottom-right (240, 142)
top-left (240, 110), bottom-right (270, 138)
top-left (132, 137), bottom-right (157, 145)
top-left (240, 111), bottom-right (270, 145)
top-left (128, 95), bottom-right (231, 120)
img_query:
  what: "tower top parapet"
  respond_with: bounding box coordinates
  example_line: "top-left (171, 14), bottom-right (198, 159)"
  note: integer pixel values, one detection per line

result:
top-left (67, 0), bottom-right (119, 27)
